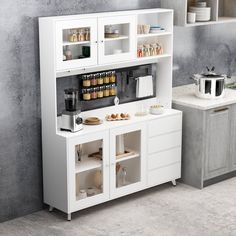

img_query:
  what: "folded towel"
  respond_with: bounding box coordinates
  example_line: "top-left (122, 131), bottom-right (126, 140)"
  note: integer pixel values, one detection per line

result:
top-left (136, 75), bottom-right (153, 98)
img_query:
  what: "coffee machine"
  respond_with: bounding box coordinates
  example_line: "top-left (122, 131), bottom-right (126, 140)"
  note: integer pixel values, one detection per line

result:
top-left (60, 88), bottom-right (83, 133)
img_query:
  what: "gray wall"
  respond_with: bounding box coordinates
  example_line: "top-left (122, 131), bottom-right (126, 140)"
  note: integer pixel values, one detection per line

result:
top-left (0, 0), bottom-right (235, 222)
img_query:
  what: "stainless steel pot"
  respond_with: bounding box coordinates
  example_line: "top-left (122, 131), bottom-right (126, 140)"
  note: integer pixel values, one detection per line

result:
top-left (191, 67), bottom-right (227, 99)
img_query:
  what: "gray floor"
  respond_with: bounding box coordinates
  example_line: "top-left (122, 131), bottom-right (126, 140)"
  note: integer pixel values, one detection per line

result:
top-left (1, 178), bottom-right (236, 236)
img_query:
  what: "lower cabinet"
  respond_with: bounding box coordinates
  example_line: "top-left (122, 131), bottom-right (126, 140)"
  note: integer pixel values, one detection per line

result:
top-left (173, 102), bottom-right (236, 189)
top-left (204, 107), bottom-right (231, 179)
top-left (45, 111), bottom-right (182, 218)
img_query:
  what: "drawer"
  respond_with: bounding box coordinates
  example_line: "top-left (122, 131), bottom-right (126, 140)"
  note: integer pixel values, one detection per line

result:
top-left (148, 115), bottom-right (182, 137)
top-left (148, 131), bottom-right (181, 154)
top-left (148, 162), bottom-right (181, 187)
top-left (148, 147), bottom-right (181, 171)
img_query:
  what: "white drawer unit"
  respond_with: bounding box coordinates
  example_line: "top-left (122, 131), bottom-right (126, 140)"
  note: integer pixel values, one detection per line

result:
top-left (148, 115), bottom-right (182, 137)
top-left (148, 131), bottom-right (182, 154)
top-left (148, 162), bottom-right (181, 187)
top-left (148, 147), bottom-right (181, 171)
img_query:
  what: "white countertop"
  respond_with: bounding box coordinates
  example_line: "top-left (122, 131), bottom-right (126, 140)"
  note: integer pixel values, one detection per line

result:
top-left (172, 84), bottom-right (236, 110)
top-left (57, 98), bottom-right (181, 138)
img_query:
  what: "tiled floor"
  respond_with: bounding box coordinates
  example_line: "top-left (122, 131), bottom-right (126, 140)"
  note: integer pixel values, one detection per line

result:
top-left (1, 178), bottom-right (236, 236)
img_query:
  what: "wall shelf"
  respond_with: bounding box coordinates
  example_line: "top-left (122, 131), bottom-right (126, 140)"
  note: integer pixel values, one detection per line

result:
top-left (161, 0), bottom-right (236, 27)
top-left (116, 152), bottom-right (140, 163)
top-left (104, 35), bottom-right (129, 41)
top-left (137, 32), bottom-right (171, 38)
top-left (63, 41), bottom-right (90, 46)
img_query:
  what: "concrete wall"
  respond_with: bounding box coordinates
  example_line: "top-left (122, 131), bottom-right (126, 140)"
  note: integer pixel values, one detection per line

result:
top-left (0, 0), bottom-right (235, 222)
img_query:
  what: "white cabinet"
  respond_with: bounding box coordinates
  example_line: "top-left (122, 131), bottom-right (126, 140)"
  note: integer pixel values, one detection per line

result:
top-left (55, 18), bottom-right (98, 71)
top-left (98, 15), bottom-right (136, 64)
top-left (110, 123), bottom-right (146, 199)
top-left (67, 131), bottom-right (110, 212)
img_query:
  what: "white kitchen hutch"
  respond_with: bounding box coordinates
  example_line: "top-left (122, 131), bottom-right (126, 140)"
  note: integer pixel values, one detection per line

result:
top-left (39, 8), bottom-right (182, 221)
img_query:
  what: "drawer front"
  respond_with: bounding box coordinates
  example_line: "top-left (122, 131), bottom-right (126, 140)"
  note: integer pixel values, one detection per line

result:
top-left (148, 131), bottom-right (181, 154)
top-left (148, 163), bottom-right (181, 187)
top-left (148, 147), bottom-right (181, 171)
top-left (148, 115), bottom-right (182, 137)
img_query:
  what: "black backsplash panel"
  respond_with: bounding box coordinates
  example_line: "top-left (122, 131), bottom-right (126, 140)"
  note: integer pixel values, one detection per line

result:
top-left (57, 64), bottom-right (157, 114)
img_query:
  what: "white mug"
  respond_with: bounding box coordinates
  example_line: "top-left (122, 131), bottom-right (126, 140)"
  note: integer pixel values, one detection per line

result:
top-left (187, 12), bottom-right (196, 23)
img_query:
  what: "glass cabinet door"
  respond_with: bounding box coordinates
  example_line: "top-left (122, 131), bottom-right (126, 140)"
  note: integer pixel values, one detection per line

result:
top-left (98, 15), bottom-right (136, 64)
top-left (68, 131), bottom-right (109, 212)
top-left (55, 18), bottom-right (98, 71)
top-left (110, 123), bottom-right (146, 199)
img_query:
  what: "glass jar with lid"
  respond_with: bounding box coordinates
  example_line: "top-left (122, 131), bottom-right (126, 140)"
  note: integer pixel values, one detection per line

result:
top-left (82, 75), bottom-right (91, 87)
top-left (77, 29), bottom-right (85, 42)
top-left (68, 30), bottom-right (78, 42)
top-left (97, 86), bottom-right (104, 98)
top-left (103, 85), bottom-right (110, 97)
top-left (91, 88), bottom-right (97, 100)
top-left (110, 71), bottom-right (116, 83)
top-left (97, 73), bottom-right (103, 85)
top-left (137, 45), bottom-right (143, 58)
top-left (109, 84), bottom-right (116, 96)
top-left (84, 28), bottom-right (90, 41)
top-left (82, 88), bottom-right (91, 101)
top-left (104, 72), bottom-right (110, 84)
top-left (90, 74), bottom-right (98, 86)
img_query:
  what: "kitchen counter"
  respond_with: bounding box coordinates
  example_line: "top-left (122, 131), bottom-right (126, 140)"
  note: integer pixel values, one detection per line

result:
top-left (172, 84), bottom-right (236, 110)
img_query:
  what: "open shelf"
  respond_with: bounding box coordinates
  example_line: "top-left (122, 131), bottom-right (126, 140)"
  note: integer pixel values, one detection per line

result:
top-left (137, 32), bottom-right (171, 38)
top-left (75, 156), bottom-right (102, 173)
top-left (116, 151), bottom-right (140, 163)
top-left (63, 41), bottom-right (90, 46)
top-left (104, 35), bottom-right (129, 41)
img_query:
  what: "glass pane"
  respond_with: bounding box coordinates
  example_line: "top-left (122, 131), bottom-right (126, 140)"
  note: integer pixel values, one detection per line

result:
top-left (115, 130), bottom-right (141, 188)
top-left (62, 27), bottom-right (91, 62)
top-left (75, 139), bottom-right (103, 201)
top-left (104, 23), bottom-right (130, 56)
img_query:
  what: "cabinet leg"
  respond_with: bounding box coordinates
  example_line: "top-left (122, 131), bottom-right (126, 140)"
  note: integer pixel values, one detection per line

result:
top-left (67, 213), bottom-right (71, 221)
top-left (172, 180), bottom-right (177, 186)
top-left (49, 206), bottom-right (54, 212)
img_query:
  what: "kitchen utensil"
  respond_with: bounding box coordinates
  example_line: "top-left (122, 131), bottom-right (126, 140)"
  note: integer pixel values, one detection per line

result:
top-left (191, 67), bottom-right (227, 99)
top-left (61, 88), bottom-right (83, 132)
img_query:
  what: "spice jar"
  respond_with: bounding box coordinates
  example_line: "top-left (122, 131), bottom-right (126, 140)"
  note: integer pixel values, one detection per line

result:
top-left (78, 29), bottom-right (85, 41)
top-left (91, 88), bottom-right (97, 99)
top-left (104, 72), bottom-right (110, 84)
top-left (103, 85), bottom-right (110, 97)
top-left (82, 75), bottom-right (91, 87)
top-left (97, 86), bottom-right (104, 98)
top-left (65, 46), bottom-right (72, 60)
top-left (110, 84), bottom-right (116, 96)
top-left (110, 71), bottom-right (116, 83)
top-left (82, 88), bottom-right (91, 101)
top-left (84, 28), bottom-right (90, 41)
top-left (97, 73), bottom-right (103, 85)
top-left (68, 30), bottom-right (78, 42)
top-left (90, 74), bottom-right (98, 86)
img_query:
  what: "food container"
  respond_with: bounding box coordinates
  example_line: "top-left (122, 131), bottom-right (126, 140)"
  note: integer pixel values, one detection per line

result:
top-left (82, 75), bottom-right (91, 87)
top-left (104, 72), bottom-right (110, 84)
top-left (91, 88), bottom-right (97, 99)
top-left (68, 30), bottom-right (78, 42)
top-left (110, 71), bottom-right (116, 83)
top-left (191, 67), bottom-right (227, 99)
top-left (82, 88), bottom-right (91, 101)
top-left (91, 74), bottom-right (98, 86)
top-left (110, 84), bottom-right (116, 96)
top-left (97, 86), bottom-right (104, 98)
top-left (103, 85), bottom-right (110, 97)
top-left (97, 73), bottom-right (104, 85)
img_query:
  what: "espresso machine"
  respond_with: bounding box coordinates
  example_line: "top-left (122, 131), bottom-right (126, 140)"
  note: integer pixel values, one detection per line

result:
top-left (60, 88), bottom-right (83, 132)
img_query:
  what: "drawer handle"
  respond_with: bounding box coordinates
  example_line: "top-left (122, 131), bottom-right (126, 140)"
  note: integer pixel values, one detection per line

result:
top-left (214, 107), bottom-right (229, 113)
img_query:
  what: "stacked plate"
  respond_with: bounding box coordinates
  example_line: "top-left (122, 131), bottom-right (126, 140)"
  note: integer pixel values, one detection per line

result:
top-left (189, 2), bottom-right (211, 22)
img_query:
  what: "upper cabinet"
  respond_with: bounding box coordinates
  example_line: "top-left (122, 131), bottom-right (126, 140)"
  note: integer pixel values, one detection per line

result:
top-left (51, 9), bottom-right (173, 73)
top-left (56, 18), bottom-right (98, 71)
top-left (98, 15), bottom-right (136, 64)
top-left (161, 0), bottom-right (236, 27)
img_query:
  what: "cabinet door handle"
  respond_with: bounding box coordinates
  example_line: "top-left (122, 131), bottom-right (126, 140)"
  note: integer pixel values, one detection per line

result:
top-left (100, 40), bottom-right (104, 43)
top-left (214, 107), bottom-right (229, 113)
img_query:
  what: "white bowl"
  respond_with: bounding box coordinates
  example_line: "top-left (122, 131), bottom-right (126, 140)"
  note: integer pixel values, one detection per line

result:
top-left (149, 106), bottom-right (165, 115)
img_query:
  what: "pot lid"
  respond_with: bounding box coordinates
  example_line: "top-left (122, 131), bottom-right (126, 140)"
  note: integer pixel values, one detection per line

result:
top-left (201, 66), bottom-right (225, 78)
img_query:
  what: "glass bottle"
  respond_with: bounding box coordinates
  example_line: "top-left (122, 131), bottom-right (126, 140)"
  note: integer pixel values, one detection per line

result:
top-left (97, 86), bottom-right (104, 98)
top-left (97, 73), bottom-right (103, 85)
top-left (110, 84), bottom-right (116, 96)
top-left (90, 74), bottom-right (98, 86)
top-left (120, 167), bottom-right (127, 186)
top-left (110, 71), bottom-right (116, 83)
top-left (103, 85), bottom-right (110, 97)
top-left (85, 28), bottom-right (90, 41)
top-left (104, 72), bottom-right (110, 84)
top-left (82, 88), bottom-right (91, 101)
top-left (82, 75), bottom-right (91, 87)
top-left (91, 87), bottom-right (97, 100)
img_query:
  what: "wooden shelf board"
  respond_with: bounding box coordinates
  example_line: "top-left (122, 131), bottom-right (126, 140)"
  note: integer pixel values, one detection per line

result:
top-left (104, 35), bottom-right (129, 42)
top-left (137, 32), bottom-right (171, 38)
top-left (63, 40), bottom-right (90, 46)
top-left (75, 156), bottom-right (102, 173)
